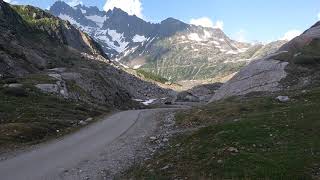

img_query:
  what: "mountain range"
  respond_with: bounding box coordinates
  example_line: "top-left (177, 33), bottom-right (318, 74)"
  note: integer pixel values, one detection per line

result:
top-left (49, 1), bottom-right (286, 84)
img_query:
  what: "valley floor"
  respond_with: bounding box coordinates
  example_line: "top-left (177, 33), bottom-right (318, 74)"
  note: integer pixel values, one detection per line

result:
top-left (2, 87), bottom-right (320, 180)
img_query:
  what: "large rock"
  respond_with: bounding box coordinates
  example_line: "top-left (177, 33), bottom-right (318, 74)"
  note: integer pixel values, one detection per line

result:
top-left (35, 84), bottom-right (59, 94)
top-left (210, 52), bottom-right (289, 102)
top-left (177, 83), bottom-right (222, 102)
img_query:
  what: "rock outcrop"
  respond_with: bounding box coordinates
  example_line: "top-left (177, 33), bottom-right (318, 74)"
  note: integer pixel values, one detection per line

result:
top-left (210, 53), bottom-right (288, 101)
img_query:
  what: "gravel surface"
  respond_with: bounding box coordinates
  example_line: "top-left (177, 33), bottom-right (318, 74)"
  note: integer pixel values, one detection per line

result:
top-left (59, 109), bottom-right (176, 180)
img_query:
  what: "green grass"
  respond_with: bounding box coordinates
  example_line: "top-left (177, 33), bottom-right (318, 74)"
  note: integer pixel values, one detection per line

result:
top-left (292, 38), bottom-right (320, 65)
top-left (126, 88), bottom-right (320, 179)
top-left (0, 81), bottom-right (106, 152)
top-left (136, 69), bottom-right (169, 84)
top-left (12, 5), bottom-right (59, 28)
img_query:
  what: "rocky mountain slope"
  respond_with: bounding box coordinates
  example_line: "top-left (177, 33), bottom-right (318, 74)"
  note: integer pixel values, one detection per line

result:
top-left (49, 1), bottom-right (286, 83)
top-left (0, 1), bottom-right (170, 106)
top-left (211, 21), bottom-right (320, 101)
top-left (0, 0), bottom-right (173, 150)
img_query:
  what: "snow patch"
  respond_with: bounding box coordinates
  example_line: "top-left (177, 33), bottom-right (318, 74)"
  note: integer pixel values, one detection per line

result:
top-left (213, 41), bottom-right (220, 45)
top-left (80, 8), bottom-right (86, 14)
top-left (58, 14), bottom-right (81, 27)
top-left (142, 99), bottom-right (157, 105)
top-left (95, 29), bottom-right (129, 53)
top-left (203, 30), bottom-right (211, 39)
top-left (188, 33), bottom-right (202, 41)
top-left (220, 49), bottom-right (227, 52)
top-left (133, 64), bottom-right (142, 69)
top-left (238, 48), bottom-right (249, 53)
top-left (133, 98), bottom-right (157, 106)
top-left (132, 34), bottom-right (147, 43)
top-left (226, 50), bottom-right (239, 55)
top-left (85, 15), bottom-right (107, 28)
top-left (119, 62), bottom-right (129, 68)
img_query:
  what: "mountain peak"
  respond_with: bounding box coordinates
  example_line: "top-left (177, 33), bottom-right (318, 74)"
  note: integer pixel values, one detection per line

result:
top-left (50, 1), bottom-right (73, 12)
top-left (51, 1), bottom-right (69, 7)
top-left (106, 7), bottom-right (129, 17)
top-left (161, 17), bottom-right (183, 24)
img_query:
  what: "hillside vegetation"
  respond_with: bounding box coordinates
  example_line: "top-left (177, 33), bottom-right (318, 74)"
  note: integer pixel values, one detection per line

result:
top-left (136, 69), bottom-right (169, 84)
top-left (0, 78), bottom-right (106, 152)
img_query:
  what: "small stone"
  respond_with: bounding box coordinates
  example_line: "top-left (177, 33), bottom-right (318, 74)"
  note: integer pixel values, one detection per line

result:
top-left (79, 120), bottom-right (88, 126)
top-left (217, 160), bottom-right (223, 164)
top-left (162, 138), bottom-right (169, 142)
top-left (56, 130), bottom-right (60, 133)
top-left (86, 117), bottom-right (93, 122)
top-left (161, 165), bottom-right (171, 170)
top-left (276, 96), bottom-right (290, 102)
top-left (149, 136), bottom-right (157, 141)
top-left (227, 147), bottom-right (239, 153)
top-left (233, 119), bottom-right (240, 122)
top-left (8, 83), bottom-right (23, 88)
top-left (60, 90), bottom-right (65, 95)
top-left (63, 169), bottom-right (69, 173)
top-left (48, 73), bottom-right (62, 80)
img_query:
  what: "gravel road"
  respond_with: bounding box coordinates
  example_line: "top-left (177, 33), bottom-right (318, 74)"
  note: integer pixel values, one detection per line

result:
top-left (0, 107), bottom-right (184, 180)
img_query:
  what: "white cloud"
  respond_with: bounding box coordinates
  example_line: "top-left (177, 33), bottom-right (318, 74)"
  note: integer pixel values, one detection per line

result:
top-left (103, 0), bottom-right (143, 19)
top-left (190, 17), bottom-right (213, 28)
top-left (234, 29), bottom-right (247, 42)
top-left (318, 12), bottom-right (320, 20)
top-left (281, 30), bottom-right (301, 41)
top-left (190, 17), bottom-right (224, 30)
top-left (65, 0), bottom-right (83, 6)
top-left (213, 20), bottom-right (224, 30)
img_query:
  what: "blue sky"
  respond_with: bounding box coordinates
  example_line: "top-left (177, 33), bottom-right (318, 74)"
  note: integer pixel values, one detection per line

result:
top-left (4, 0), bottom-right (320, 42)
